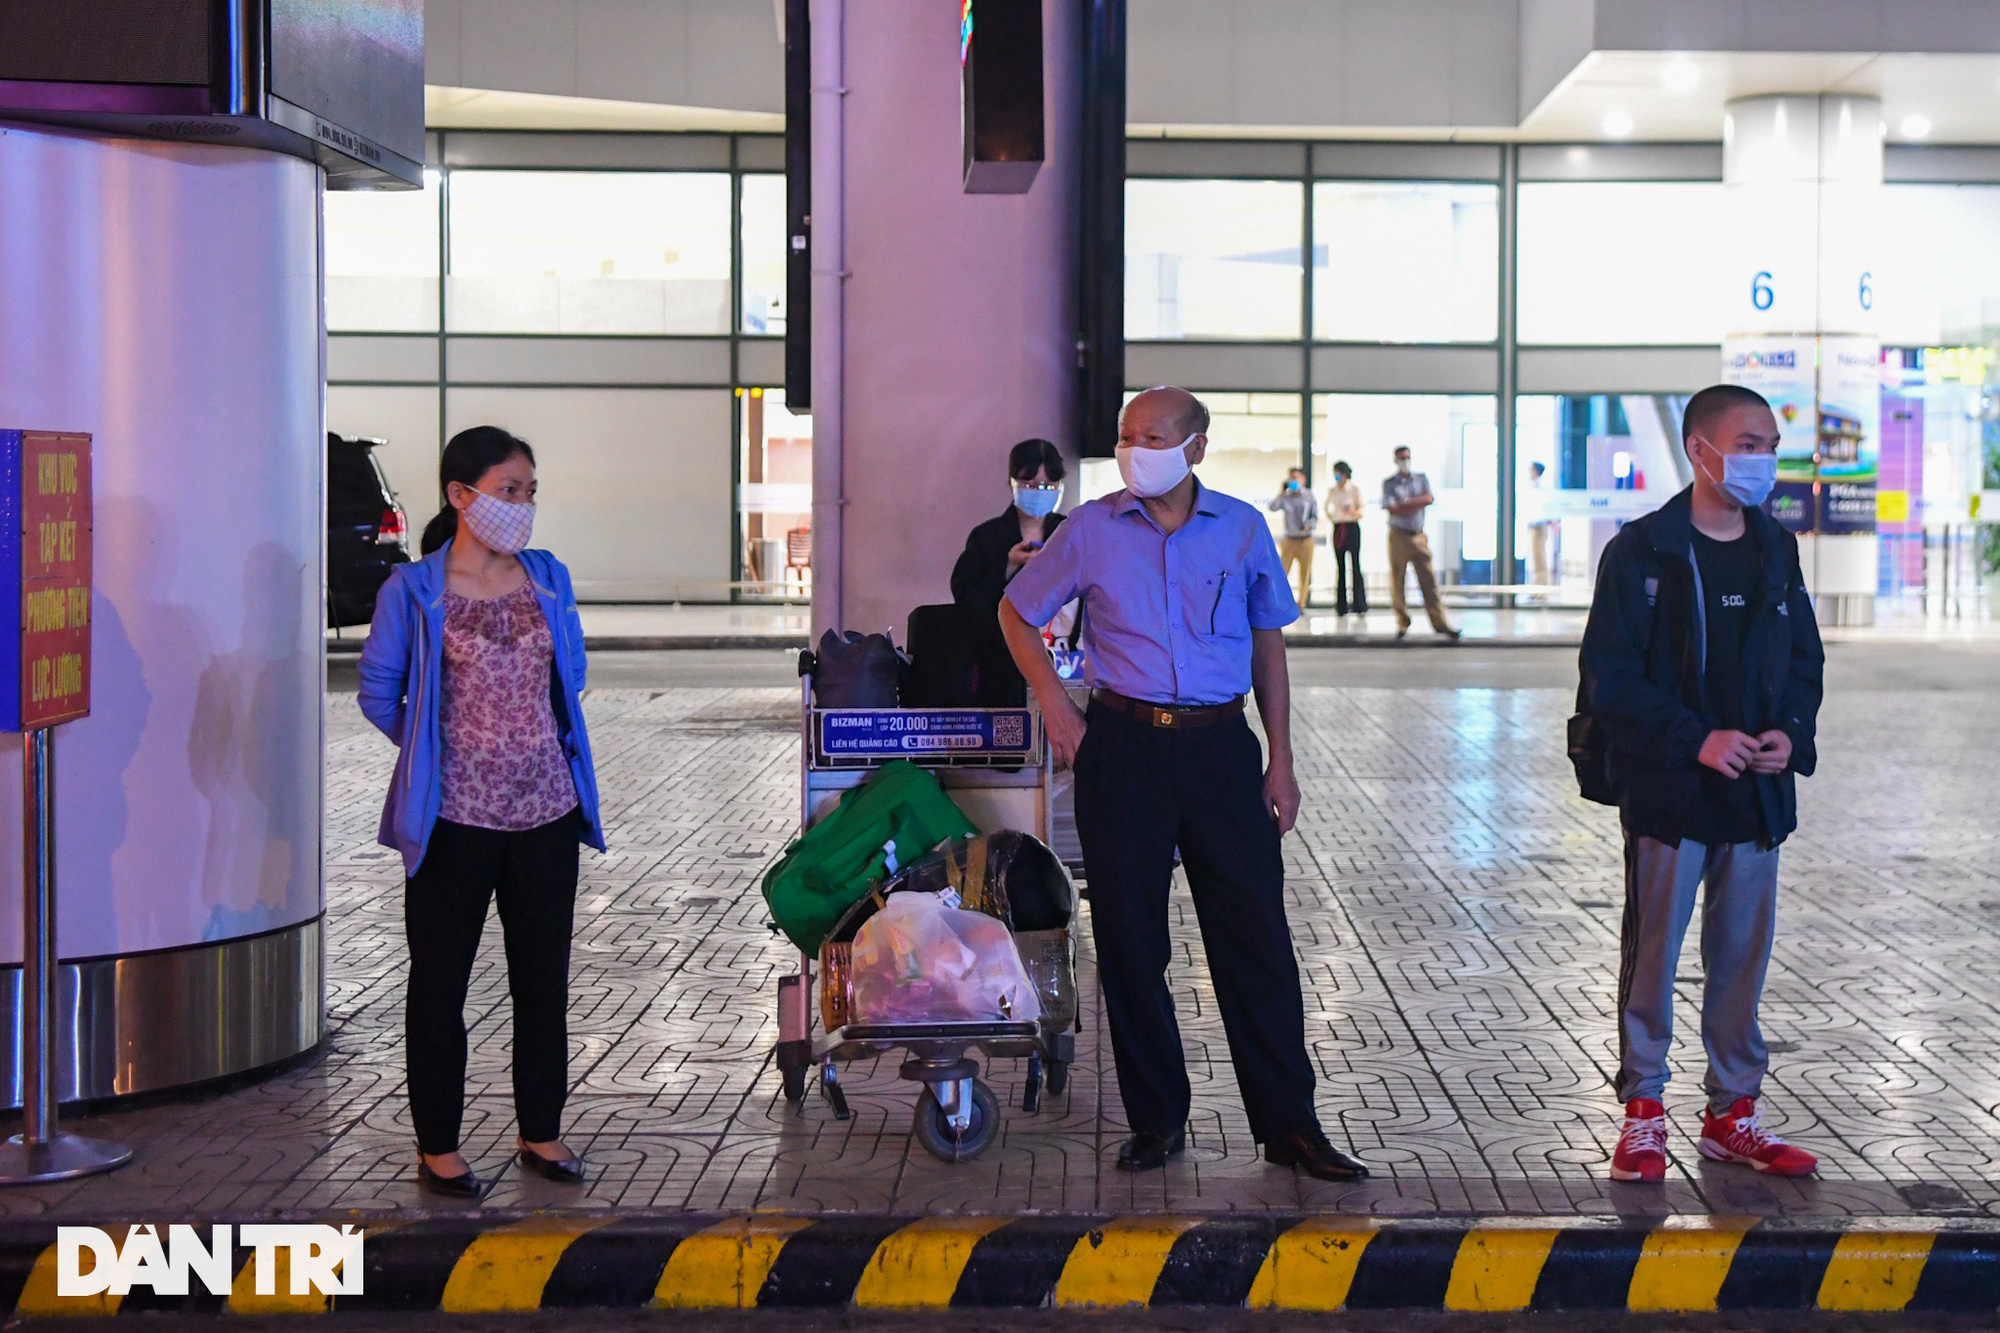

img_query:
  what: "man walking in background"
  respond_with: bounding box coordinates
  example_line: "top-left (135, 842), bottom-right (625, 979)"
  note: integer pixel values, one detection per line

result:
top-left (1381, 446), bottom-right (1458, 640)
top-left (1579, 383), bottom-right (1824, 1183)
top-left (1268, 466), bottom-right (1319, 607)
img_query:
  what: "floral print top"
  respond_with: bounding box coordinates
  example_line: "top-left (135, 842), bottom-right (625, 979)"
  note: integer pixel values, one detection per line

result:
top-left (437, 580), bottom-right (578, 831)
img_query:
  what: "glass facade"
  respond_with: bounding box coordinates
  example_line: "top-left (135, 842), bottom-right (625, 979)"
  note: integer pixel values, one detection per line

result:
top-left (321, 134), bottom-right (2000, 612)
top-left (1312, 394), bottom-right (1499, 594)
top-left (1516, 182), bottom-right (1727, 345)
top-left (739, 173), bottom-right (788, 335)
top-left (739, 387), bottom-right (814, 599)
top-left (1314, 182), bottom-right (1498, 343)
top-left (1513, 395), bottom-right (1692, 601)
top-left (324, 173), bottom-right (441, 332)
top-left (1125, 179), bottom-right (1303, 340)
top-left (445, 170), bottom-right (733, 334)
top-left (324, 138), bottom-right (785, 603)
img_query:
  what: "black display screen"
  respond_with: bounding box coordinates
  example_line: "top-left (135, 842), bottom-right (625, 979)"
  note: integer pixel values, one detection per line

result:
top-left (269, 0), bottom-right (424, 165)
top-left (0, 0), bottom-right (209, 87)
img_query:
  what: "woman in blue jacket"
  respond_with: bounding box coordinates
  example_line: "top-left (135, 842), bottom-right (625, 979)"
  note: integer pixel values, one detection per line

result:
top-left (358, 426), bottom-right (606, 1198)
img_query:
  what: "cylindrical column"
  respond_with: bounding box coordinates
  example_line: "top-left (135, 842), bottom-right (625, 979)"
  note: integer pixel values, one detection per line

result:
top-left (0, 126), bottom-right (324, 1104)
top-left (1721, 94), bottom-right (1883, 626)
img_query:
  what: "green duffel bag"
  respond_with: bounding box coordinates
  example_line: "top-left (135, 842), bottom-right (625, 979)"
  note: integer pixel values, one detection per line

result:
top-left (762, 760), bottom-right (978, 953)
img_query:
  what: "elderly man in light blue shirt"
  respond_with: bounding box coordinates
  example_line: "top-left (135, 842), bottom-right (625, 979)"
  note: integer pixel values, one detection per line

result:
top-left (999, 386), bottom-right (1369, 1182)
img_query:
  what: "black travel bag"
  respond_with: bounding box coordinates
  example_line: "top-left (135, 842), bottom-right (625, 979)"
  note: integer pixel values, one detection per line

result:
top-left (811, 629), bottom-right (903, 708)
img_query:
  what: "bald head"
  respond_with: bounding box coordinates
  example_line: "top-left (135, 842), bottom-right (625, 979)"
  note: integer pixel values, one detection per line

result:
top-left (1123, 386), bottom-right (1210, 442)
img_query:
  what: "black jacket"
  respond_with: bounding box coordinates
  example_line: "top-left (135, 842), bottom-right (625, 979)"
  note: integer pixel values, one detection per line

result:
top-left (950, 505), bottom-right (1066, 616)
top-left (941, 506), bottom-right (1068, 705)
top-left (1579, 486), bottom-right (1823, 847)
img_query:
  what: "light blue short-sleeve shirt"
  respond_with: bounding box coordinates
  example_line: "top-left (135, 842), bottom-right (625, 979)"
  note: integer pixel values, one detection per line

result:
top-left (1004, 481), bottom-right (1298, 706)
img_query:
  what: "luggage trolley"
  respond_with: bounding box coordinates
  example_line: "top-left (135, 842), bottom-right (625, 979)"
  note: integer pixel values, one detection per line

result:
top-left (774, 653), bottom-right (1078, 1161)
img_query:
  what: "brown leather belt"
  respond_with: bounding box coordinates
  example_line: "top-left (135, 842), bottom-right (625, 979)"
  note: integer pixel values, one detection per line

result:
top-left (1091, 689), bottom-right (1245, 730)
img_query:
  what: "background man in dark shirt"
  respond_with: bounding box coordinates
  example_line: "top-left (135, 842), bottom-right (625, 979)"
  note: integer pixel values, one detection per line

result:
top-left (1578, 383), bottom-right (1824, 1185)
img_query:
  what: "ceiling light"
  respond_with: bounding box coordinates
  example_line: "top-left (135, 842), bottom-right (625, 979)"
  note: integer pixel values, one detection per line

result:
top-left (1900, 113), bottom-right (1932, 139)
top-left (1662, 59), bottom-right (1700, 94)
top-left (1602, 109), bottom-right (1635, 138)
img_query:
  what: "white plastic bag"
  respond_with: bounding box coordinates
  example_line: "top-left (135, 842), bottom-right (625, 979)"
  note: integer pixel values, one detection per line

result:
top-left (850, 892), bottom-right (1042, 1025)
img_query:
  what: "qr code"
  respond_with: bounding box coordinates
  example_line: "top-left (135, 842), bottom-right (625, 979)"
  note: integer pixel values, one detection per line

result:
top-left (992, 714), bottom-right (1027, 749)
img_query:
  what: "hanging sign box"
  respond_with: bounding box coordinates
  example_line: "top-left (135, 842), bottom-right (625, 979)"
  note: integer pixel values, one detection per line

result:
top-left (0, 432), bottom-right (91, 732)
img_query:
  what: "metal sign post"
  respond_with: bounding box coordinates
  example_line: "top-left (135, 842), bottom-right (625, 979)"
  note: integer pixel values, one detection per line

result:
top-left (0, 431), bottom-right (127, 1183)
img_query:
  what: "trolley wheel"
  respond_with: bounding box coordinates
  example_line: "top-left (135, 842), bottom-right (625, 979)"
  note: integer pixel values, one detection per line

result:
top-left (1044, 1058), bottom-right (1070, 1096)
top-left (782, 1064), bottom-right (808, 1104)
top-left (912, 1080), bottom-right (999, 1163)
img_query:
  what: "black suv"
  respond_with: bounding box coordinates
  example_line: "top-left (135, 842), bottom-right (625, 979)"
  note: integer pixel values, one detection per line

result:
top-left (328, 432), bottom-right (411, 628)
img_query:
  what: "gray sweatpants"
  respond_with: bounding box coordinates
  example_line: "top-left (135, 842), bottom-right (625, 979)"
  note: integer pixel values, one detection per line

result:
top-left (1614, 833), bottom-right (1780, 1112)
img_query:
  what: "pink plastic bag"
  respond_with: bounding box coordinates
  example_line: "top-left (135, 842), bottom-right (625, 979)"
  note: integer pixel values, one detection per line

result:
top-left (850, 892), bottom-right (1042, 1025)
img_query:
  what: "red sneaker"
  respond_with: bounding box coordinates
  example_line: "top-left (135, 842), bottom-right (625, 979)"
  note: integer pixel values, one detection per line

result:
top-left (1610, 1098), bottom-right (1667, 1182)
top-left (1698, 1097), bottom-right (1818, 1177)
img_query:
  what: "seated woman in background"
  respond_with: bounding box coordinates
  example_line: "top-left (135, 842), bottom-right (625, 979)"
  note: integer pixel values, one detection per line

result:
top-left (949, 438), bottom-right (1068, 705)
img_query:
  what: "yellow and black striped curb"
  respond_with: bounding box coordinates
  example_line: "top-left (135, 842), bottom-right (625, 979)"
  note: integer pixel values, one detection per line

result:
top-left (12, 1214), bottom-right (2000, 1315)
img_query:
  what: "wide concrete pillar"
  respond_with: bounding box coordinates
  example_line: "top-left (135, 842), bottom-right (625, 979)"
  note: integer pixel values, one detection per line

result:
top-left (0, 125), bottom-right (323, 1102)
top-left (811, 0), bottom-right (1079, 639)
top-left (1721, 94), bottom-right (1883, 626)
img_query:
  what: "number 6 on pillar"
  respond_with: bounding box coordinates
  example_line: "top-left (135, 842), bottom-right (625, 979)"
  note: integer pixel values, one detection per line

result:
top-left (0, 431), bottom-right (92, 733)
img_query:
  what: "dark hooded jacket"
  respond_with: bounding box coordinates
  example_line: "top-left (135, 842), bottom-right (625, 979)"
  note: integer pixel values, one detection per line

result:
top-left (1579, 486), bottom-right (1823, 847)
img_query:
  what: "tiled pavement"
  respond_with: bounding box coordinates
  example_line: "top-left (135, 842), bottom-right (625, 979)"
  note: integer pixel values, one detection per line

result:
top-left (3, 673), bottom-right (1998, 1220)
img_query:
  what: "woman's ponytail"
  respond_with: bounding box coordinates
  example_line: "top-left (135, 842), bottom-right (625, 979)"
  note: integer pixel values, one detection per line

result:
top-left (418, 508), bottom-right (459, 555)
top-left (419, 426), bottom-right (536, 557)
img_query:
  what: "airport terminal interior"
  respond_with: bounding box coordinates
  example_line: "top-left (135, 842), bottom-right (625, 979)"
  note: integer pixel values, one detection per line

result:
top-left (9, 0), bottom-right (2000, 1323)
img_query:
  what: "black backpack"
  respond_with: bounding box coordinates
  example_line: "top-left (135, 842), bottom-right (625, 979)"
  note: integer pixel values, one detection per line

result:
top-left (1566, 693), bottom-right (1619, 807)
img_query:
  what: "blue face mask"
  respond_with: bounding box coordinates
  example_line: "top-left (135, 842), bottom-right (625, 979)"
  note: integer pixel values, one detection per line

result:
top-left (1697, 441), bottom-right (1777, 509)
top-left (1013, 482), bottom-right (1061, 518)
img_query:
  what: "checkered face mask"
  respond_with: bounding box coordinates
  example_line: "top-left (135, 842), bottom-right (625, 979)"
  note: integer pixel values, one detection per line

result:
top-left (462, 491), bottom-right (536, 555)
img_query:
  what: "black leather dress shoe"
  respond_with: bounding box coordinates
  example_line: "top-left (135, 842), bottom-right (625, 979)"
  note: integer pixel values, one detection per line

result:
top-left (1265, 1129), bottom-right (1371, 1181)
top-left (517, 1148), bottom-right (585, 1184)
top-left (417, 1161), bottom-right (484, 1198)
top-left (1115, 1129), bottom-right (1186, 1172)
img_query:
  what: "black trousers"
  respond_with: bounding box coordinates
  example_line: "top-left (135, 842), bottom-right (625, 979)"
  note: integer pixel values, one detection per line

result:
top-left (405, 811), bottom-right (580, 1154)
top-left (1072, 703), bottom-right (1318, 1141)
top-left (1330, 522), bottom-right (1367, 612)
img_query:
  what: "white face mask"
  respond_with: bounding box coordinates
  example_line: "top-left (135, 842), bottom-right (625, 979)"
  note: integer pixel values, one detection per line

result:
top-left (462, 490), bottom-right (536, 554)
top-left (1115, 434), bottom-right (1196, 499)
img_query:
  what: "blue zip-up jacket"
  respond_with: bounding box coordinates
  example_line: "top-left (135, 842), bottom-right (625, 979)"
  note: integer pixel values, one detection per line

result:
top-left (357, 543), bottom-right (607, 876)
top-left (1579, 486), bottom-right (1822, 847)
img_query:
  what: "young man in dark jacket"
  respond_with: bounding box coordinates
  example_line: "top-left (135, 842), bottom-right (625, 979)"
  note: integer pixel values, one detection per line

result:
top-left (1579, 383), bottom-right (1824, 1183)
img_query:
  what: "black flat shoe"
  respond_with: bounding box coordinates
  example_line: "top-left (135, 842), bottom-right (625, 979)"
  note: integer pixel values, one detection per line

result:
top-left (1116, 1129), bottom-right (1186, 1172)
top-left (1265, 1128), bottom-right (1370, 1181)
top-left (417, 1161), bottom-right (485, 1198)
top-left (517, 1148), bottom-right (585, 1184)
